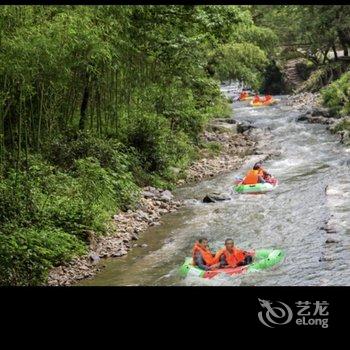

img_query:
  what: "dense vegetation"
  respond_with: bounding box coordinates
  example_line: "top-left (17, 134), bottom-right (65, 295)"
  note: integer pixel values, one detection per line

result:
top-left (322, 72), bottom-right (350, 116)
top-left (0, 5), bottom-right (278, 285)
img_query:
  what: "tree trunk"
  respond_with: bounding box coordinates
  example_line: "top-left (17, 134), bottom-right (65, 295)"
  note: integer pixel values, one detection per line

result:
top-left (79, 72), bottom-right (90, 131)
top-left (332, 46), bottom-right (338, 60)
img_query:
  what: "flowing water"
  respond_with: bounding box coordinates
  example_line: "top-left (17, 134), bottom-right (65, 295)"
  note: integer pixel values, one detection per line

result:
top-left (81, 93), bottom-right (350, 286)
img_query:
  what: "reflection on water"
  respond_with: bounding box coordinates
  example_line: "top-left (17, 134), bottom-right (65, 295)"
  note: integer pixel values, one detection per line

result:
top-left (81, 93), bottom-right (350, 286)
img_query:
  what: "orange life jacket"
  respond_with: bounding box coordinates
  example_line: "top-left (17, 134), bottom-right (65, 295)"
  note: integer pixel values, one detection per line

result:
top-left (192, 242), bottom-right (216, 266)
top-left (253, 95), bottom-right (261, 103)
top-left (242, 169), bottom-right (259, 185)
top-left (264, 95), bottom-right (272, 102)
top-left (214, 247), bottom-right (246, 267)
top-left (239, 92), bottom-right (248, 99)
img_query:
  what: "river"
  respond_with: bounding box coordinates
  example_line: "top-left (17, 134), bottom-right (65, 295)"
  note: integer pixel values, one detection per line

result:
top-left (80, 92), bottom-right (350, 286)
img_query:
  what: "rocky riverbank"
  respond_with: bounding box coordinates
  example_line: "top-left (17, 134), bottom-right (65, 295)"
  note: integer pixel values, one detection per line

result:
top-left (48, 118), bottom-right (257, 286)
top-left (178, 120), bottom-right (256, 184)
top-left (48, 188), bottom-right (182, 285)
top-left (289, 92), bottom-right (350, 146)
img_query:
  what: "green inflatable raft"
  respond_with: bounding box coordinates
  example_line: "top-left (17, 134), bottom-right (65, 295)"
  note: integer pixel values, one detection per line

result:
top-left (179, 249), bottom-right (285, 279)
top-left (233, 177), bottom-right (279, 194)
top-left (234, 182), bottom-right (276, 194)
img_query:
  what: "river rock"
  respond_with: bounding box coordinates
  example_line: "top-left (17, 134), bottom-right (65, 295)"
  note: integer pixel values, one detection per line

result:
top-left (325, 238), bottom-right (340, 244)
top-left (112, 248), bottom-right (128, 257)
top-left (339, 129), bottom-right (350, 145)
top-left (311, 107), bottom-right (332, 118)
top-left (159, 190), bottom-right (173, 202)
top-left (135, 211), bottom-right (149, 222)
top-left (141, 244), bottom-right (148, 248)
top-left (203, 192), bottom-right (231, 203)
top-left (131, 233), bottom-right (139, 240)
top-left (237, 122), bottom-right (255, 134)
top-left (142, 190), bottom-right (156, 198)
top-left (88, 254), bottom-right (100, 265)
top-left (319, 255), bottom-right (336, 262)
top-left (297, 112), bottom-right (310, 122)
top-left (149, 221), bottom-right (161, 226)
top-left (308, 116), bottom-right (335, 125)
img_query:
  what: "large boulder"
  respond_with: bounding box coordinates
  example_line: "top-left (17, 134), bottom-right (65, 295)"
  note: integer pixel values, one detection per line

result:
top-left (297, 112), bottom-right (311, 122)
top-left (311, 107), bottom-right (332, 118)
top-left (297, 111), bottom-right (336, 125)
top-left (203, 192), bottom-right (231, 203)
top-left (142, 190), bottom-right (156, 198)
top-left (237, 122), bottom-right (255, 134)
top-left (308, 116), bottom-right (335, 125)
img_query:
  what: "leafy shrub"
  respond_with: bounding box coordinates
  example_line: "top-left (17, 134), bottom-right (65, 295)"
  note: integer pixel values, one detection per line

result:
top-left (321, 71), bottom-right (350, 116)
top-left (0, 227), bottom-right (86, 286)
top-left (203, 141), bottom-right (222, 155)
top-left (329, 117), bottom-right (350, 133)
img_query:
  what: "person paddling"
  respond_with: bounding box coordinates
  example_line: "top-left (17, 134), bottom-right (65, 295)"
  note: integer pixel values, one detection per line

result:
top-left (192, 238), bottom-right (220, 271)
top-left (215, 239), bottom-right (253, 268)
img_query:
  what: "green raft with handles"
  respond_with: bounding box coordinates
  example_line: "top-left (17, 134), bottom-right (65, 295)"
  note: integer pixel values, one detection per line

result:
top-left (234, 181), bottom-right (277, 194)
top-left (179, 249), bottom-right (285, 279)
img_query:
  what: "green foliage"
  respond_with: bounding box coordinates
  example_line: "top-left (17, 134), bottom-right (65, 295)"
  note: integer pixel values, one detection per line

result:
top-left (252, 5), bottom-right (350, 67)
top-left (203, 141), bottom-right (222, 155)
top-left (124, 112), bottom-right (195, 176)
top-left (0, 227), bottom-right (86, 286)
top-left (0, 5), bottom-right (278, 285)
top-left (330, 117), bottom-right (350, 133)
top-left (321, 71), bottom-right (350, 116)
top-left (216, 42), bottom-right (269, 89)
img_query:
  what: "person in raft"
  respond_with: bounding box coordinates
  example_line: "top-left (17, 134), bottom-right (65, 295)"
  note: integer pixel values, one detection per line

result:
top-left (263, 94), bottom-right (272, 102)
top-left (252, 93), bottom-right (261, 103)
top-left (242, 162), bottom-right (271, 185)
top-left (192, 238), bottom-right (221, 271)
top-left (215, 238), bottom-right (253, 268)
top-left (239, 90), bottom-right (249, 100)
